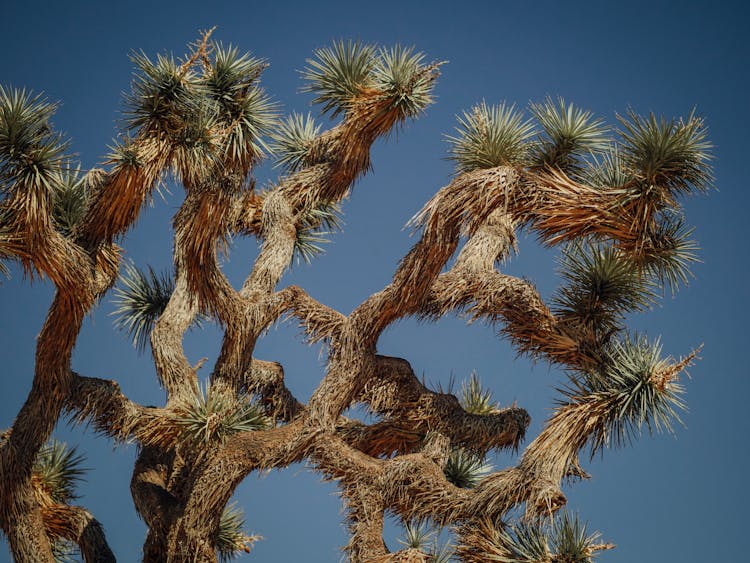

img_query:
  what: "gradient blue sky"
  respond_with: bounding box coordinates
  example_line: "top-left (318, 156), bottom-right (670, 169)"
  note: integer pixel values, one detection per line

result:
top-left (1, 1), bottom-right (747, 561)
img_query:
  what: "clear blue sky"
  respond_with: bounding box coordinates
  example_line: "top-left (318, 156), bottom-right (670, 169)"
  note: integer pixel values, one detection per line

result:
top-left (1, 0), bottom-right (747, 561)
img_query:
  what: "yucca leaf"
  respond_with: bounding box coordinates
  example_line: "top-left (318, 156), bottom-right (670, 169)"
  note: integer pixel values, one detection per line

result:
top-left (0, 86), bottom-right (67, 192)
top-left (371, 45), bottom-right (439, 118)
top-left (301, 40), bottom-right (377, 116)
top-left (294, 200), bottom-right (343, 264)
top-left (216, 502), bottom-right (259, 561)
top-left (270, 112), bottom-right (322, 172)
top-left (618, 108), bottom-right (712, 200)
top-left (553, 243), bottom-right (654, 332)
top-left (125, 50), bottom-right (197, 134)
top-left (443, 449), bottom-right (492, 489)
top-left (33, 440), bottom-right (86, 504)
top-left (572, 334), bottom-right (688, 454)
top-left (52, 164), bottom-right (90, 237)
top-left (460, 371), bottom-right (499, 415)
top-left (530, 97), bottom-right (609, 173)
top-left (551, 512), bottom-right (610, 563)
top-left (399, 520), bottom-right (436, 550)
top-left (446, 102), bottom-right (535, 173)
top-left (640, 211), bottom-right (699, 294)
top-left (174, 381), bottom-right (269, 445)
top-left (112, 261), bottom-right (176, 352)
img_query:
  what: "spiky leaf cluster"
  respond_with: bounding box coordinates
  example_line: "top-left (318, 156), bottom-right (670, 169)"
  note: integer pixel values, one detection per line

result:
top-left (33, 440), bottom-right (86, 504)
top-left (174, 382), bottom-right (269, 445)
top-left (0, 86), bottom-right (67, 192)
top-left (447, 102), bottom-right (535, 173)
top-left (270, 112), bottom-right (322, 172)
top-left (464, 513), bottom-right (609, 563)
top-left (583, 148), bottom-right (632, 190)
top-left (551, 512), bottom-right (608, 563)
top-left (302, 41), bottom-right (438, 118)
top-left (618, 109), bottom-right (712, 200)
top-left (399, 521), bottom-right (454, 562)
top-left (294, 200), bottom-right (343, 264)
top-left (639, 211), bottom-right (699, 293)
top-left (460, 371), bottom-right (499, 415)
top-left (125, 51), bottom-right (194, 135)
top-left (399, 520), bottom-right (436, 550)
top-left (529, 97), bottom-right (609, 174)
top-left (443, 449), bottom-right (492, 489)
top-left (571, 334), bottom-right (686, 454)
top-left (302, 41), bottom-right (377, 116)
top-left (216, 502), bottom-right (258, 561)
top-left (554, 243), bottom-right (654, 333)
top-left (52, 166), bottom-right (90, 237)
top-left (202, 42), bottom-right (276, 167)
top-left (0, 211), bottom-right (16, 277)
top-left (371, 45), bottom-right (438, 118)
top-left (112, 262), bottom-right (176, 352)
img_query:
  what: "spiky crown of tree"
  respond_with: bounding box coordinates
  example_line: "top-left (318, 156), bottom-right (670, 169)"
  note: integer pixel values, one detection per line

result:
top-left (0, 29), bottom-right (710, 563)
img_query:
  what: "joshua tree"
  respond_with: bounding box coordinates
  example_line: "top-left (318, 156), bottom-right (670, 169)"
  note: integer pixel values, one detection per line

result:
top-left (0, 31), bottom-right (710, 562)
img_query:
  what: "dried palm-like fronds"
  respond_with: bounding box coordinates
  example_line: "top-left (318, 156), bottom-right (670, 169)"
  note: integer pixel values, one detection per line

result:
top-left (174, 381), bottom-right (269, 445)
top-left (301, 40), bottom-right (377, 116)
top-left (112, 261), bottom-right (176, 352)
top-left (294, 199), bottom-right (343, 264)
top-left (216, 502), bottom-right (260, 561)
top-left (270, 112), bottom-right (322, 172)
top-left (447, 102), bottom-right (535, 174)
top-left (32, 440), bottom-right (86, 504)
top-left (529, 96), bottom-right (609, 174)
top-left (443, 449), bottom-right (492, 489)
top-left (553, 243), bottom-right (654, 333)
top-left (618, 108), bottom-right (712, 201)
top-left (460, 371), bottom-right (499, 415)
top-left (371, 45), bottom-right (441, 119)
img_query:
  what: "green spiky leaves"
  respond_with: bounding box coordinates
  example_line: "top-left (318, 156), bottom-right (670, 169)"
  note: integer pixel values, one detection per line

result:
top-left (447, 102), bottom-right (535, 173)
top-left (302, 41), bottom-right (377, 117)
top-left (444, 449), bottom-right (492, 489)
top-left (618, 108), bottom-right (712, 200)
top-left (33, 440), bottom-right (86, 504)
top-left (0, 86), bottom-right (67, 193)
top-left (398, 521), bottom-right (454, 562)
top-left (571, 334), bottom-right (689, 454)
top-left (52, 166), bottom-right (94, 238)
top-left (216, 502), bottom-right (259, 561)
top-left (112, 261), bottom-right (176, 352)
top-left (372, 45), bottom-right (440, 118)
top-left (270, 112), bottom-right (322, 172)
top-left (174, 382), bottom-right (269, 446)
top-left (462, 512), bottom-right (611, 563)
top-left (294, 200), bottom-right (343, 264)
top-left (554, 243), bottom-right (654, 333)
top-left (126, 40), bottom-right (277, 183)
top-left (126, 51), bottom-right (192, 135)
top-left (530, 97), bottom-right (609, 174)
top-left (203, 43), bottom-right (276, 169)
top-left (460, 371), bottom-right (500, 415)
top-left (302, 40), bottom-right (439, 118)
